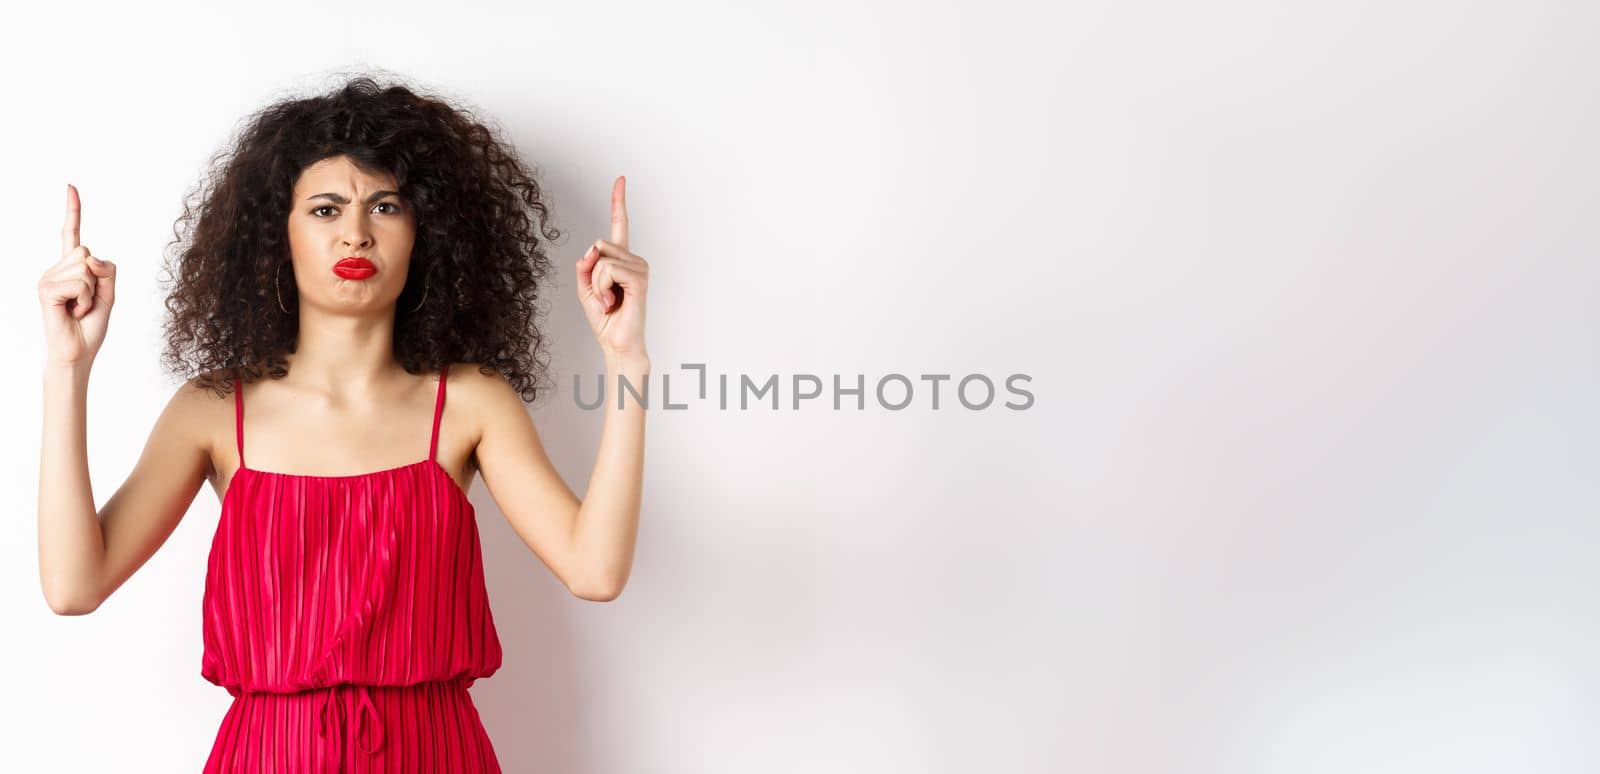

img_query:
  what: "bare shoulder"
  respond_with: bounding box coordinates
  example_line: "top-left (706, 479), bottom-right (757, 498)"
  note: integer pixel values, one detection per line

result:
top-left (164, 373), bottom-right (234, 478)
top-left (446, 361), bottom-right (526, 422)
top-left (166, 374), bottom-right (230, 438)
top-left (448, 361), bottom-right (534, 447)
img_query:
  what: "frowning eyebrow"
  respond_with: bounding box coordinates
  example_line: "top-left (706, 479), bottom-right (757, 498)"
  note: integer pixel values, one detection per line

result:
top-left (306, 190), bottom-right (401, 204)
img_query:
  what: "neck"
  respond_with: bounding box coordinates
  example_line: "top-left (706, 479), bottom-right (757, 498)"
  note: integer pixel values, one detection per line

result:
top-left (284, 305), bottom-right (402, 394)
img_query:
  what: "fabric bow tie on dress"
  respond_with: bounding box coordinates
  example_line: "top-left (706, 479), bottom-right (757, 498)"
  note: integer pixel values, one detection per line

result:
top-left (318, 684), bottom-right (386, 769)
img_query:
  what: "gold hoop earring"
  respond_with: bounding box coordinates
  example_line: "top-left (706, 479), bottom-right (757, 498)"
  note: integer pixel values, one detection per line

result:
top-left (407, 275), bottom-right (430, 313)
top-left (275, 262), bottom-right (292, 314)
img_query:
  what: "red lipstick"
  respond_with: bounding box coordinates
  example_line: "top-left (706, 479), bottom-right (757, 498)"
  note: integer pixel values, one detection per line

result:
top-left (333, 257), bottom-right (376, 280)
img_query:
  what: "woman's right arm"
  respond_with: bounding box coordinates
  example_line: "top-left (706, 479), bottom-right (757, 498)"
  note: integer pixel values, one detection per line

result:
top-left (37, 185), bottom-right (211, 615)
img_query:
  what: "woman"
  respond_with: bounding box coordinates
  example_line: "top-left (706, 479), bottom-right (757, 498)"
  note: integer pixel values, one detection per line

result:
top-left (36, 75), bottom-right (650, 772)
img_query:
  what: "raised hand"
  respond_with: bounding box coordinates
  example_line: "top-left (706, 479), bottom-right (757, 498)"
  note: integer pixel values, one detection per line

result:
top-left (38, 184), bottom-right (117, 367)
top-left (575, 176), bottom-right (649, 362)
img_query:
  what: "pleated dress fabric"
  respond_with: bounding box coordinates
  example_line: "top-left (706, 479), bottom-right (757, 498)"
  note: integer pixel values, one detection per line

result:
top-left (202, 365), bottom-right (504, 773)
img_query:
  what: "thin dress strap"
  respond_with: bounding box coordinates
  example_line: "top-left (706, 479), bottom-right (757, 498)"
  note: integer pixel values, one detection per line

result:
top-left (233, 375), bottom-right (246, 470)
top-left (428, 364), bottom-right (449, 462)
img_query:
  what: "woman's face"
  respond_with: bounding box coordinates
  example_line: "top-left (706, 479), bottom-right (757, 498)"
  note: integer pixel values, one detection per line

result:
top-left (285, 154), bottom-right (416, 314)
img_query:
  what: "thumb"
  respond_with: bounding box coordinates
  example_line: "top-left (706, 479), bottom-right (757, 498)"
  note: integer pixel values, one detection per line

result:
top-left (89, 256), bottom-right (116, 299)
top-left (575, 245), bottom-right (598, 301)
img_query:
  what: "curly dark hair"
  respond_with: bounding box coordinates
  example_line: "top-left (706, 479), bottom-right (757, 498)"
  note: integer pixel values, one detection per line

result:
top-left (159, 72), bottom-right (561, 403)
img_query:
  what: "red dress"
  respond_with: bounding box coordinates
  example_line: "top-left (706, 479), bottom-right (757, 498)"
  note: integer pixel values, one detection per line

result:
top-left (202, 364), bottom-right (503, 772)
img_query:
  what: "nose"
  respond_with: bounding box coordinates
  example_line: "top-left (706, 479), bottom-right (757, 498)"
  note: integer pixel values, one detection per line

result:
top-left (341, 213), bottom-right (373, 250)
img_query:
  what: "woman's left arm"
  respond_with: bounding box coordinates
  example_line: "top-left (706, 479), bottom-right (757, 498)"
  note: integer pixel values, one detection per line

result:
top-left (475, 177), bottom-right (649, 601)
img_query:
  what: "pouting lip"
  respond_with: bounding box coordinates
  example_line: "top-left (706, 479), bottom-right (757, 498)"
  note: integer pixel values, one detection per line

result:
top-left (332, 257), bottom-right (377, 280)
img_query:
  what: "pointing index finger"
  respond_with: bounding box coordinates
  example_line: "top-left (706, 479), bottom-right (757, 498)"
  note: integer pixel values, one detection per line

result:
top-left (610, 176), bottom-right (628, 249)
top-left (63, 183), bottom-right (81, 254)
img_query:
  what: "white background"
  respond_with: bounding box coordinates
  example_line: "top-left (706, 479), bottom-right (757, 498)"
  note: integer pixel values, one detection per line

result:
top-left (2, 1), bottom-right (1595, 772)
